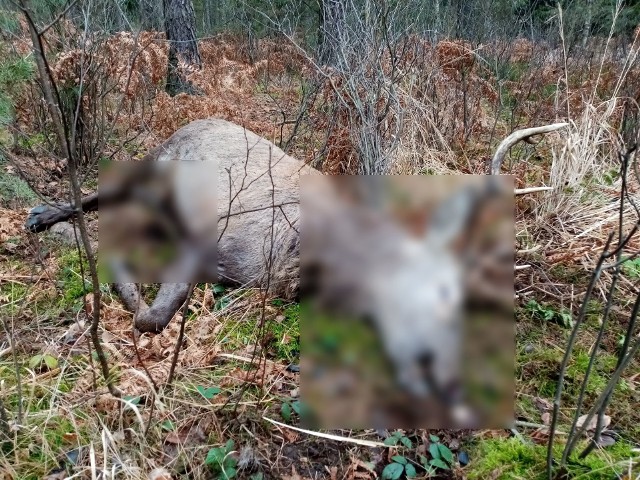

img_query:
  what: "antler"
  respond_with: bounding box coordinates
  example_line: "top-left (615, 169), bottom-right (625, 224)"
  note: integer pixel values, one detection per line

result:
top-left (491, 123), bottom-right (569, 175)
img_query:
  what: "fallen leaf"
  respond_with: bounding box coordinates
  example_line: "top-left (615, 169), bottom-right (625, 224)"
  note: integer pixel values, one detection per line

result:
top-left (530, 428), bottom-right (549, 445)
top-left (576, 414), bottom-right (611, 432)
top-left (534, 397), bottom-right (552, 412)
top-left (327, 466), bottom-right (338, 480)
top-left (84, 293), bottom-right (94, 316)
top-left (62, 432), bottom-right (78, 444)
top-left (282, 428), bottom-right (299, 443)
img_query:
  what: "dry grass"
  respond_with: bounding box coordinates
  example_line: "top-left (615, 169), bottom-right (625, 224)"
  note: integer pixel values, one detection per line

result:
top-left (2, 13), bottom-right (640, 478)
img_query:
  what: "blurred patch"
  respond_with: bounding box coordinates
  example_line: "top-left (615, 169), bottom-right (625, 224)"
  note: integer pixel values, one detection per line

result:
top-left (98, 160), bottom-right (218, 283)
top-left (300, 175), bottom-right (514, 429)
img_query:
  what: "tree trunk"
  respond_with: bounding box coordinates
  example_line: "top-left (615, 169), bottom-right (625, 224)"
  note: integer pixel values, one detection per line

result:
top-left (582, 0), bottom-right (594, 48)
top-left (164, 0), bottom-right (202, 96)
top-left (318, 0), bottom-right (346, 66)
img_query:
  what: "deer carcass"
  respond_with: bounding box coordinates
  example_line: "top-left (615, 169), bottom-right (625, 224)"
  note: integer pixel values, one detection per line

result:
top-left (25, 118), bottom-right (567, 423)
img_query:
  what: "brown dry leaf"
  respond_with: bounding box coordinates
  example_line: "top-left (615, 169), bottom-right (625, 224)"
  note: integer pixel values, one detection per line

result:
top-left (346, 455), bottom-right (377, 480)
top-left (164, 422), bottom-right (207, 446)
top-left (193, 313), bottom-right (220, 340)
top-left (576, 414), bottom-right (611, 431)
top-left (203, 289), bottom-right (214, 309)
top-left (326, 466), bottom-right (338, 480)
top-left (282, 428), bottom-right (299, 443)
top-left (534, 397), bottom-right (553, 412)
top-left (0, 208), bottom-right (24, 243)
top-left (84, 293), bottom-right (94, 316)
top-left (352, 473), bottom-right (373, 480)
top-left (164, 432), bottom-right (182, 445)
top-left (94, 394), bottom-right (119, 413)
top-left (62, 432), bottom-right (78, 444)
top-left (530, 428), bottom-right (549, 445)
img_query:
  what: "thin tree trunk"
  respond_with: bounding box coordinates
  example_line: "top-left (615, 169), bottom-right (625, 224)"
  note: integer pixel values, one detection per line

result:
top-left (164, 0), bottom-right (202, 96)
top-left (582, 0), bottom-right (594, 48)
top-left (318, 0), bottom-right (346, 66)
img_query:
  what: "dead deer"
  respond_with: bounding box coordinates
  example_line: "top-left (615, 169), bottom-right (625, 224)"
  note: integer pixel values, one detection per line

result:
top-left (25, 118), bottom-right (566, 416)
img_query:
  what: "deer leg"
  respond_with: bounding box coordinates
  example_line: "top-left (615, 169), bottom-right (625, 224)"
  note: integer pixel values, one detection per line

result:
top-left (24, 164), bottom-right (146, 233)
top-left (25, 192), bottom-right (99, 232)
top-left (114, 282), bottom-right (191, 333)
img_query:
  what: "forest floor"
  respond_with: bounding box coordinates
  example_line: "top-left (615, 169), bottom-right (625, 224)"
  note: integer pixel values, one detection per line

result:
top-left (1, 30), bottom-right (640, 479)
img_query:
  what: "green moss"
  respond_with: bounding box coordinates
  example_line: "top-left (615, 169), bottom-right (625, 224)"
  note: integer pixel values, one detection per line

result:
top-left (0, 155), bottom-right (37, 207)
top-left (548, 264), bottom-right (585, 286)
top-left (217, 299), bottom-right (300, 363)
top-left (467, 437), bottom-right (636, 480)
top-left (57, 248), bottom-right (90, 305)
top-left (563, 349), bottom-right (622, 398)
top-left (270, 302), bottom-right (300, 362)
top-left (517, 344), bottom-right (561, 398)
top-left (0, 280), bottom-right (29, 316)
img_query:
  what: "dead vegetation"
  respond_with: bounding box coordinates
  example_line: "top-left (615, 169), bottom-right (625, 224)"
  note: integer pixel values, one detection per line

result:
top-left (1, 5), bottom-right (640, 479)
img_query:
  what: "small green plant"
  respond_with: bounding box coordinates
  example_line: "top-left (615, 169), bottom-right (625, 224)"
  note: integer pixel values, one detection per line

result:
top-left (197, 385), bottom-right (221, 400)
top-left (419, 434), bottom-right (455, 476)
top-left (380, 430), bottom-right (414, 478)
top-left (161, 420), bottom-right (175, 431)
top-left (382, 455), bottom-right (417, 479)
top-left (205, 439), bottom-right (237, 479)
top-left (603, 167), bottom-right (620, 186)
top-left (622, 257), bottom-right (640, 278)
top-left (384, 431), bottom-right (413, 448)
top-left (525, 299), bottom-right (573, 328)
top-left (214, 285), bottom-right (231, 310)
top-left (28, 353), bottom-right (58, 371)
top-left (280, 399), bottom-right (302, 421)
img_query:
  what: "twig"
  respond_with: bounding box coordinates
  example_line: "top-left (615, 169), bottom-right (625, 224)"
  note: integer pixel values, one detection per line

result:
top-left (515, 186), bottom-right (553, 195)
top-left (546, 233), bottom-right (613, 479)
top-left (262, 417), bottom-right (386, 447)
top-left (167, 283), bottom-right (195, 386)
top-left (38, 0), bottom-right (79, 35)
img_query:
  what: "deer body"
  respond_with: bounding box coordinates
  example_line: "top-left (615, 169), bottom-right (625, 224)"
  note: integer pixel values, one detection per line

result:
top-left (26, 118), bottom-right (564, 417)
top-left (147, 118), bottom-right (318, 298)
top-left (139, 119), bottom-right (471, 402)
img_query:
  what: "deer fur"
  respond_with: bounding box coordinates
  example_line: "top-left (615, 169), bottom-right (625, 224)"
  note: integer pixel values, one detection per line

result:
top-left (151, 118), bottom-right (318, 297)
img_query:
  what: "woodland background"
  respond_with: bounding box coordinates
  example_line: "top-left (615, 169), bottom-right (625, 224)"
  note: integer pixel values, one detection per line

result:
top-left (1, 0), bottom-right (640, 479)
